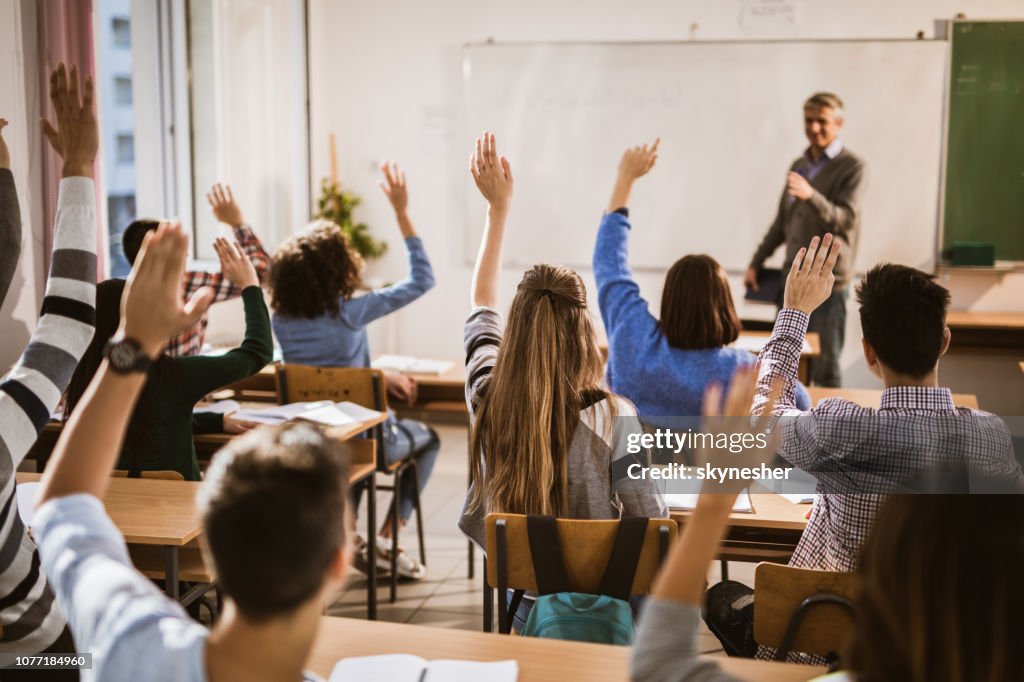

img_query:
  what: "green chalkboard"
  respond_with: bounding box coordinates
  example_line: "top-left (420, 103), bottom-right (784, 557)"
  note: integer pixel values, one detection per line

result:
top-left (943, 21), bottom-right (1024, 262)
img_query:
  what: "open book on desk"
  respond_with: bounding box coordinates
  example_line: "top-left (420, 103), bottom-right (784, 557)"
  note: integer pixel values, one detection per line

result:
top-left (232, 401), bottom-right (383, 428)
top-left (330, 654), bottom-right (517, 682)
top-left (373, 355), bottom-right (454, 375)
top-left (665, 489), bottom-right (753, 513)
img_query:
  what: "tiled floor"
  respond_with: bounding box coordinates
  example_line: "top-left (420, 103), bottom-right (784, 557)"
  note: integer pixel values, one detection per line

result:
top-left (329, 422), bottom-right (752, 655)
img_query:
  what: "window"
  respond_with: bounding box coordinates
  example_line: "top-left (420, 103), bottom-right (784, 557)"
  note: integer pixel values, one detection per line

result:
top-left (111, 17), bottom-right (130, 47)
top-left (114, 76), bottom-right (132, 106)
top-left (107, 195), bottom-right (137, 276)
top-left (116, 134), bottom-right (135, 163)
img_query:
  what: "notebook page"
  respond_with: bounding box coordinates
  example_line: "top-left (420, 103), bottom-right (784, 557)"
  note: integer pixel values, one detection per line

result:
top-left (426, 660), bottom-right (518, 682)
top-left (329, 654), bottom-right (426, 682)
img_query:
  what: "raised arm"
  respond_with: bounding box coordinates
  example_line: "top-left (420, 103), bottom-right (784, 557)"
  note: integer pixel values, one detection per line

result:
top-left (469, 132), bottom-right (513, 309)
top-left (0, 118), bottom-right (22, 305)
top-left (342, 162), bottom-right (435, 326)
top-left (175, 237), bottom-right (273, 402)
top-left (0, 64), bottom-right (99, 475)
top-left (594, 140), bottom-right (659, 334)
top-left (752, 234), bottom-right (840, 417)
top-left (37, 222), bottom-right (213, 504)
top-left (632, 368), bottom-right (779, 682)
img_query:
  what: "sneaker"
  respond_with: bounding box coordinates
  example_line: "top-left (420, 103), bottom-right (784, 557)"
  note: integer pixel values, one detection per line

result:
top-left (374, 536), bottom-right (426, 580)
top-left (351, 535), bottom-right (389, 577)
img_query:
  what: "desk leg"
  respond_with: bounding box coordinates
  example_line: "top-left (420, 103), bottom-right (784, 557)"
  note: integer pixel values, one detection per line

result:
top-left (164, 546), bottom-right (180, 601)
top-left (366, 474), bottom-right (377, 620)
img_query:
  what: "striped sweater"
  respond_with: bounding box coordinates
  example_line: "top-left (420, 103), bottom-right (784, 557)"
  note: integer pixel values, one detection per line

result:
top-left (0, 175), bottom-right (96, 653)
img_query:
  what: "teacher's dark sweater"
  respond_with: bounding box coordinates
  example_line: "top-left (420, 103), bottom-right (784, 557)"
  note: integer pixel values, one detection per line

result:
top-left (749, 148), bottom-right (865, 290)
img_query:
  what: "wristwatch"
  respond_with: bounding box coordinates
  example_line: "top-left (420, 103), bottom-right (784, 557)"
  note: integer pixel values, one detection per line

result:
top-left (103, 335), bottom-right (154, 374)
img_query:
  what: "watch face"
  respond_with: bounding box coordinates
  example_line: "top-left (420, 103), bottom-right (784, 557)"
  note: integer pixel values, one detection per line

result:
top-left (110, 343), bottom-right (136, 369)
top-left (106, 337), bottom-right (148, 372)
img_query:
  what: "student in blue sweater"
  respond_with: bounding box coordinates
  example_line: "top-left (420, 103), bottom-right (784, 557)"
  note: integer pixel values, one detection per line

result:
top-left (269, 162), bottom-right (437, 579)
top-left (593, 139), bottom-right (809, 421)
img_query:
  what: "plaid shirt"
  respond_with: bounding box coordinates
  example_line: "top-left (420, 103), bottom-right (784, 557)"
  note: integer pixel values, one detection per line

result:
top-left (166, 223), bottom-right (270, 357)
top-left (752, 309), bottom-right (1020, 664)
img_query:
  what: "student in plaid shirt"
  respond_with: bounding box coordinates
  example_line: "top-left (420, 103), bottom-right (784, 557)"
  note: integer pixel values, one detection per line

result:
top-left (122, 183), bottom-right (269, 357)
top-left (704, 234), bottom-right (1022, 664)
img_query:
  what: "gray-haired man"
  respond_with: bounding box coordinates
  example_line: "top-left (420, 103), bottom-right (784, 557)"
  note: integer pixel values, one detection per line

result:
top-left (744, 92), bottom-right (865, 387)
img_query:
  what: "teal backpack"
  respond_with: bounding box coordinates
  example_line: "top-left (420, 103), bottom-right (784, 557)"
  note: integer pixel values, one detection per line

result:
top-left (511, 516), bottom-right (652, 646)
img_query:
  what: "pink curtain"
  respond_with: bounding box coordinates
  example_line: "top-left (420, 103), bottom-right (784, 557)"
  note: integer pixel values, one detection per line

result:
top-left (37, 0), bottom-right (104, 277)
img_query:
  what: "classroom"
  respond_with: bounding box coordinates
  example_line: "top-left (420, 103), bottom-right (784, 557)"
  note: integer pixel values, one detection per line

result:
top-left (1, 1), bottom-right (1022, 680)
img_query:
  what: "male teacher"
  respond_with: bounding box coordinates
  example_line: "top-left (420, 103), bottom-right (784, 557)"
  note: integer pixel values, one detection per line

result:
top-left (744, 92), bottom-right (865, 387)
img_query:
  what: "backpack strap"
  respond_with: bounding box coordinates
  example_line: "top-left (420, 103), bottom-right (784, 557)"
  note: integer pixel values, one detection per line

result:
top-left (597, 517), bottom-right (649, 601)
top-left (526, 515), bottom-right (572, 595)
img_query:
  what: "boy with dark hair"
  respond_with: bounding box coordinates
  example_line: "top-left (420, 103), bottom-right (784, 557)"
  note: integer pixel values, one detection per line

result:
top-left (33, 223), bottom-right (350, 681)
top-left (123, 183), bottom-right (270, 357)
top-left (705, 234), bottom-right (1021, 661)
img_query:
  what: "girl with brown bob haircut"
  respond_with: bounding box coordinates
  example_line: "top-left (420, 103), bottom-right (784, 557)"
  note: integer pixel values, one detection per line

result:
top-left (458, 133), bottom-right (665, 630)
top-left (594, 139), bottom-right (809, 419)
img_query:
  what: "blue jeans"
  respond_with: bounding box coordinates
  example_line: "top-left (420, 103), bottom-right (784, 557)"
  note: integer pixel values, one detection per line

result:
top-left (806, 288), bottom-right (848, 388)
top-left (352, 415), bottom-right (439, 522)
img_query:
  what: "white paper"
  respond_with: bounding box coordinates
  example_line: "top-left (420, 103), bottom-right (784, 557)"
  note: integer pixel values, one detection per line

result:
top-left (335, 401), bottom-right (384, 423)
top-left (734, 335), bottom-right (812, 354)
top-left (233, 401), bottom-right (335, 425)
top-left (374, 355), bottom-right (454, 375)
top-left (233, 401), bottom-right (382, 427)
top-left (193, 400), bottom-right (241, 415)
top-left (329, 655), bottom-right (517, 682)
top-left (665, 489), bottom-right (753, 512)
top-left (16, 482), bottom-right (39, 527)
top-left (779, 493), bottom-right (817, 505)
top-left (296, 405), bottom-right (357, 427)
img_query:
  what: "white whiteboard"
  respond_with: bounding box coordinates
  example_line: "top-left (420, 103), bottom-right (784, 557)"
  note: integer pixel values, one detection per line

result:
top-left (463, 41), bottom-right (948, 273)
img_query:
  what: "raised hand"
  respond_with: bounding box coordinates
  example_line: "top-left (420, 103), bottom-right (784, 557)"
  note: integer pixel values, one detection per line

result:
top-left (696, 366), bottom-right (782, 497)
top-left (119, 222), bottom-right (214, 358)
top-left (207, 183), bottom-right (245, 226)
top-left (470, 132), bottom-right (513, 211)
top-left (214, 236), bottom-right (259, 289)
top-left (617, 138), bottom-right (660, 181)
top-left (378, 162), bottom-right (409, 215)
top-left (783, 233), bottom-right (840, 314)
top-left (0, 119), bottom-right (10, 169)
top-left (786, 171), bottom-right (814, 201)
top-left (39, 63), bottom-right (98, 178)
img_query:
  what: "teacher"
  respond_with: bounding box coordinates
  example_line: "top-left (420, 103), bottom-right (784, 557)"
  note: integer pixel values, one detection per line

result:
top-left (744, 92), bottom-right (865, 387)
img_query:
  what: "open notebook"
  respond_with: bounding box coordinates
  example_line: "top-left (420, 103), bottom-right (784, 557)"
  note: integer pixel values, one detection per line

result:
top-left (230, 401), bottom-right (383, 428)
top-left (664, 490), bottom-right (753, 513)
top-left (373, 355), bottom-right (454, 375)
top-left (329, 655), bottom-right (517, 682)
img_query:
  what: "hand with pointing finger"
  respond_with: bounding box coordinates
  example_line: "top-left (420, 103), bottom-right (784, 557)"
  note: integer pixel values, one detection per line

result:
top-left (783, 233), bottom-right (841, 314)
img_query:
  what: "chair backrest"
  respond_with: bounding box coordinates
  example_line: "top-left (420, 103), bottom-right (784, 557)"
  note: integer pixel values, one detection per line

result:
top-left (484, 513), bottom-right (677, 595)
top-left (275, 364), bottom-right (386, 411)
top-left (111, 469), bottom-right (185, 481)
top-left (753, 562), bottom-right (859, 658)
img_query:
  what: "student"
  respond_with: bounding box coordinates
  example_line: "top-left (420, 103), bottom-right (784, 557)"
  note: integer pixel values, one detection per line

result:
top-left (705, 234), bottom-right (1023, 661)
top-left (631, 374), bottom-right (1024, 682)
top-left (0, 64), bottom-right (96, 670)
top-left (63, 238), bottom-right (272, 480)
top-left (594, 139), bottom-right (810, 423)
top-left (121, 182), bottom-right (269, 357)
top-left (459, 132), bottom-right (666, 628)
top-left (33, 222), bottom-right (352, 682)
top-left (269, 162), bottom-right (437, 579)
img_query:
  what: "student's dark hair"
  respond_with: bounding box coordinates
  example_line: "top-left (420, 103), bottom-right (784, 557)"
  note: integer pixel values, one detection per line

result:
top-left (659, 254), bottom-right (741, 350)
top-left (122, 219), bottom-right (160, 266)
top-left (63, 279), bottom-right (179, 467)
top-left (846, 493), bottom-right (1024, 682)
top-left (268, 220), bottom-right (363, 318)
top-left (856, 264), bottom-right (950, 378)
top-left (198, 423), bottom-right (349, 620)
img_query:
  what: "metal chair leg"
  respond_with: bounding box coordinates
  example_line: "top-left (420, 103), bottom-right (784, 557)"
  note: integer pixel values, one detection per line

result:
top-left (410, 459), bottom-right (426, 567)
top-left (390, 471), bottom-right (400, 604)
top-left (482, 556), bottom-right (493, 632)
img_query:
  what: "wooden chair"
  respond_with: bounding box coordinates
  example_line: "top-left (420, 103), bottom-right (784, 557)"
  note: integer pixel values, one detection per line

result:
top-left (111, 469), bottom-right (185, 481)
top-left (275, 364), bottom-right (427, 606)
top-left (753, 562), bottom-right (859, 661)
top-left (483, 513), bottom-right (677, 634)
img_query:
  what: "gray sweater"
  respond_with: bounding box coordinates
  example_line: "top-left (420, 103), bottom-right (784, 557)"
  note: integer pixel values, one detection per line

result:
top-left (0, 168), bottom-right (22, 305)
top-left (458, 307), bottom-right (666, 548)
top-left (749, 149), bottom-right (865, 291)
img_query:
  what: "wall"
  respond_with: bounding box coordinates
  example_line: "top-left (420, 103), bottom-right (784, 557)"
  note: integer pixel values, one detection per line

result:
top-left (308, 0), bottom-right (1024, 414)
top-left (0, 0), bottom-right (44, 374)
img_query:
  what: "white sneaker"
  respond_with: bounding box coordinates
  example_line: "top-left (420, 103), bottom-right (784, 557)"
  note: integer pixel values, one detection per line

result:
top-left (374, 536), bottom-right (426, 580)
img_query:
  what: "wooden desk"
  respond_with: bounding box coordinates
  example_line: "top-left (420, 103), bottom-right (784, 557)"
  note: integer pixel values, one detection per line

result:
top-left (307, 617), bottom-right (823, 682)
top-left (808, 387), bottom-right (980, 410)
top-left (373, 360), bottom-right (469, 423)
top-left (946, 311), bottom-right (1024, 354)
top-left (670, 491), bottom-right (808, 565)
